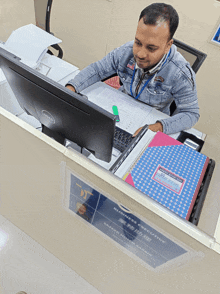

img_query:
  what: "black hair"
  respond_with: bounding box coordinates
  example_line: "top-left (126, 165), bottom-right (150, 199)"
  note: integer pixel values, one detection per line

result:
top-left (139, 3), bottom-right (179, 40)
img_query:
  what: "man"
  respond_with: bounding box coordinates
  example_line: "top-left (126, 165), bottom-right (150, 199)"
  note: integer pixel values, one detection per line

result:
top-left (76, 202), bottom-right (91, 222)
top-left (66, 3), bottom-right (199, 135)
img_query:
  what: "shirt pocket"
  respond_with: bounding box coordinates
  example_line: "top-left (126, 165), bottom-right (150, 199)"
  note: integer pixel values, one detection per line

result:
top-left (147, 82), bottom-right (171, 95)
top-left (118, 71), bottom-right (133, 89)
top-left (146, 83), bottom-right (172, 108)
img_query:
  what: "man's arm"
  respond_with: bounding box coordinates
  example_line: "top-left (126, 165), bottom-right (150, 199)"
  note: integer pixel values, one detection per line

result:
top-left (158, 73), bottom-right (199, 135)
top-left (133, 66), bottom-right (199, 136)
top-left (65, 43), bottom-right (130, 93)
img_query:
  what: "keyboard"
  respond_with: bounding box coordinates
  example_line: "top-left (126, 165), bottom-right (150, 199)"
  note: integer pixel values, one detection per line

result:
top-left (113, 126), bottom-right (133, 152)
top-left (110, 124), bottom-right (149, 173)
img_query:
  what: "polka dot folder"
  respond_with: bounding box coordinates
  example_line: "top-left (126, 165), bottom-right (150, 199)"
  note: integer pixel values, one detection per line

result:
top-left (124, 132), bottom-right (209, 220)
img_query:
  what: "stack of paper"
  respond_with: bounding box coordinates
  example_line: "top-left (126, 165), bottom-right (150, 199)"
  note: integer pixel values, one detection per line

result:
top-left (0, 24), bottom-right (61, 68)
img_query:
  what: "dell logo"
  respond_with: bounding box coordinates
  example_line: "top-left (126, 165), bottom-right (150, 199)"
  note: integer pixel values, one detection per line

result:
top-left (41, 110), bottom-right (55, 124)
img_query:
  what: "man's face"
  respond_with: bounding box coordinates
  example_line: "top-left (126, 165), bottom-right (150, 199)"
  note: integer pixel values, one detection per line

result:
top-left (133, 17), bottom-right (173, 70)
top-left (78, 204), bottom-right (86, 215)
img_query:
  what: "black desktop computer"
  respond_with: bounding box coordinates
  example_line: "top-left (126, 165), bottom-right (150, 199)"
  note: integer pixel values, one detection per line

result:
top-left (0, 47), bottom-right (116, 162)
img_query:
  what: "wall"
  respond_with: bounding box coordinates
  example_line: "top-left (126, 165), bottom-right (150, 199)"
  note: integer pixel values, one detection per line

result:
top-left (0, 0), bottom-right (35, 40)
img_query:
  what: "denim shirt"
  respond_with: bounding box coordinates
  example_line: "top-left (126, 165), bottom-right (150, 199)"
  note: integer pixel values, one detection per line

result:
top-left (67, 41), bottom-right (199, 135)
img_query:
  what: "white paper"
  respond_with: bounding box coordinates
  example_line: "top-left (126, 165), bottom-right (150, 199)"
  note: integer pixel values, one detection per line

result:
top-left (37, 54), bottom-right (79, 82)
top-left (82, 83), bottom-right (153, 134)
top-left (4, 24), bottom-right (62, 68)
top-left (82, 83), bottom-right (204, 140)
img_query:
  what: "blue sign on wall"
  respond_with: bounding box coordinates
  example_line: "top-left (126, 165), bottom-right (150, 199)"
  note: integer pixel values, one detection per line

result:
top-left (69, 173), bottom-right (187, 269)
top-left (212, 24), bottom-right (220, 45)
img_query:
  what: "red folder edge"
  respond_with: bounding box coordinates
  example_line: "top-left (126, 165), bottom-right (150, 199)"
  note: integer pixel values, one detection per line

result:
top-left (185, 156), bottom-right (209, 220)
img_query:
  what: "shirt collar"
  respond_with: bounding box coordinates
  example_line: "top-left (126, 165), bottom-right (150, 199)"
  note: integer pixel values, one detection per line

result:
top-left (136, 52), bottom-right (168, 75)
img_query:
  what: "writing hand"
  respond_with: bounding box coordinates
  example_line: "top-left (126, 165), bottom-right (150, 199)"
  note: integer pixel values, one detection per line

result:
top-left (132, 126), bottom-right (143, 137)
top-left (66, 85), bottom-right (76, 92)
top-left (133, 122), bottom-right (163, 137)
top-left (148, 122), bottom-right (163, 132)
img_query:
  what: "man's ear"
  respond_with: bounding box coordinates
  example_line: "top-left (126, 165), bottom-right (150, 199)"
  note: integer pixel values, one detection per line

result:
top-left (168, 38), bottom-right (173, 48)
top-left (166, 38), bottom-right (173, 53)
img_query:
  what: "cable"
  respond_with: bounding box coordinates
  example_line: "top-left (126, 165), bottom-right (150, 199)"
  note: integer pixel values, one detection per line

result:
top-left (45, 0), bottom-right (63, 59)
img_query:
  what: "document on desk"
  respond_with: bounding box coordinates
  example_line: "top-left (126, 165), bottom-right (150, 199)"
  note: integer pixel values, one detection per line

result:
top-left (82, 82), bottom-right (204, 141)
top-left (37, 54), bottom-right (80, 83)
top-left (82, 82), bottom-right (154, 134)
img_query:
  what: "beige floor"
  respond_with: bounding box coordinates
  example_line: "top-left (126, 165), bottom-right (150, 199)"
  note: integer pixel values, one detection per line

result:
top-left (0, 214), bottom-right (102, 294)
top-left (1, 0), bottom-right (220, 292)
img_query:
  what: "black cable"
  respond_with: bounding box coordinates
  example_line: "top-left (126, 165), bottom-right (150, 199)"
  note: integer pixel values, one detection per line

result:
top-left (46, 0), bottom-right (53, 33)
top-left (45, 0), bottom-right (63, 59)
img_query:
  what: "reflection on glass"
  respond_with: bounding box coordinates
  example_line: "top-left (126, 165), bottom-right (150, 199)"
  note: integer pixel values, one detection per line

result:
top-left (76, 202), bottom-right (92, 222)
top-left (0, 229), bottom-right (9, 250)
top-left (122, 214), bottom-right (140, 241)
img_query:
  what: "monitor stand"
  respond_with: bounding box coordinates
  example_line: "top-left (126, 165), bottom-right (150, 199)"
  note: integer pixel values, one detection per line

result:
top-left (65, 140), bottom-right (91, 157)
top-left (42, 124), bottom-right (91, 158)
top-left (42, 124), bottom-right (65, 145)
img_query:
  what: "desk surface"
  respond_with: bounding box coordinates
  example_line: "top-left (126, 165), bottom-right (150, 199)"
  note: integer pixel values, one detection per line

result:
top-left (81, 82), bottom-right (205, 170)
top-left (82, 82), bottom-right (204, 140)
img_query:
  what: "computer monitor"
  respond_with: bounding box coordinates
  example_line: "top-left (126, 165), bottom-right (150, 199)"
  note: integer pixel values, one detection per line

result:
top-left (0, 47), bottom-right (116, 162)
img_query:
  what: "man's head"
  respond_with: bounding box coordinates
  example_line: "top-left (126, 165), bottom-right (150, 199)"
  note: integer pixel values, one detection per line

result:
top-left (76, 202), bottom-right (87, 215)
top-left (133, 3), bottom-right (179, 70)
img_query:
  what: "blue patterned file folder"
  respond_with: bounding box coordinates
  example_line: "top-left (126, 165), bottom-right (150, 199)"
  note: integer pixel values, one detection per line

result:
top-left (125, 132), bottom-right (209, 219)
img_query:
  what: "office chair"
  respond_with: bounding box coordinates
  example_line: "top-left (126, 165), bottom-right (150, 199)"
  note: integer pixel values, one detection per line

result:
top-left (34, 0), bottom-right (63, 59)
top-left (169, 39), bottom-right (207, 115)
top-left (173, 38), bottom-right (207, 74)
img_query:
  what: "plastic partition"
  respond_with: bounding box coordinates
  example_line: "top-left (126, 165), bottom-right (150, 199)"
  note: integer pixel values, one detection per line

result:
top-left (0, 106), bottom-right (220, 294)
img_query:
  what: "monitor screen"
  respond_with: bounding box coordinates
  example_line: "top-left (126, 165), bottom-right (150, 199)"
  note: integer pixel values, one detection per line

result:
top-left (0, 47), bottom-right (116, 162)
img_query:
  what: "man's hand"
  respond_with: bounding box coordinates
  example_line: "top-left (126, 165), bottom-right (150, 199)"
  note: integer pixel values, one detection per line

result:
top-left (133, 126), bottom-right (143, 137)
top-left (148, 122), bottom-right (163, 132)
top-left (66, 85), bottom-right (76, 92)
top-left (133, 122), bottom-right (163, 137)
